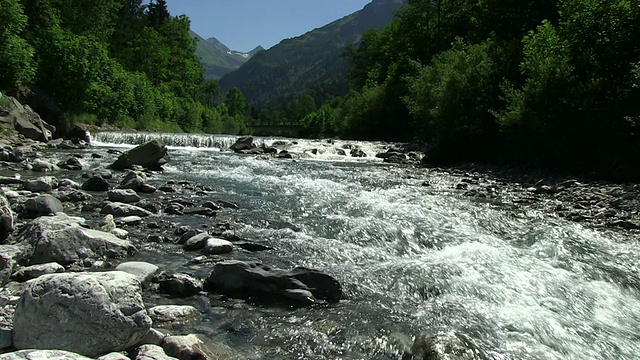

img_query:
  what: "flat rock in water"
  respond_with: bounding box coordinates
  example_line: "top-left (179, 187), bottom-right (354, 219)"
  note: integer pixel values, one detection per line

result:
top-left (15, 213), bottom-right (136, 265)
top-left (101, 202), bottom-right (153, 217)
top-left (23, 176), bottom-right (58, 192)
top-left (115, 261), bottom-right (158, 289)
top-left (31, 159), bottom-right (59, 172)
top-left (82, 175), bottom-right (110, 192)
top-left (148, 305), bottom-right (200, 325)
top-left (108, 189), bottom-right (141, 203)
top-left (182, 233), bottom-right (210, 251)
top-left (156, 273), bottom-right (203, 297)
top-left (12, 271), bottom-right (152, 357)
top-left (118, 215), bottom-right (143, 226)
top-left (204, 260), bottom-right (342, 306)
top-left (202, 238), bottom-right (233, 255)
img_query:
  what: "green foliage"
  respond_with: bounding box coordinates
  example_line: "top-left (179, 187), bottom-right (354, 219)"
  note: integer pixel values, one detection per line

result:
top-left (0, 0), bottom-right (36, 91)
top-left (14, 0), bottom-right (247, 135)
top-left (225, 87), bottom-right (247, 117)
top-left (0, 93), bottom-right (12, 113)
top-left (406, 39), bottom-right (501, 159)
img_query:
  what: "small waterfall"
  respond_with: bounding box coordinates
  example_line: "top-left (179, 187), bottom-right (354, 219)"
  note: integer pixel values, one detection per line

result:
top-left (92, 132), bottom-right (247, 150)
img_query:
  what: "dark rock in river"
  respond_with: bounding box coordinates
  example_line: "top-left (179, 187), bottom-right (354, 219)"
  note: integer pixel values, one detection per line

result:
top-left (230, 136), bottom-right (256, 152)
top-left (23, 176), bottom-right (58, 192)
top-left (350, 148), bottom-right (367, 158)
top-left (12, 262), bottom-right (65, 282)
top-left (108, 189), bottom-right (141, 203)
top-left (204, 260), bottom-right (342, 306)
top-left (101, 201), bottom-right (153, 217)
top-left (58, 157), bottom-right (83, 171)
top-left (12, 271), bottom-right (151, 357)
top-left (24, 194), bottom-right (64, 216)
top-left (81, 175), bottom-right (110, 192)
top-left (156, 272), bottom-right (203, 297)
top-left (110, 139), bottom-right (169, 171)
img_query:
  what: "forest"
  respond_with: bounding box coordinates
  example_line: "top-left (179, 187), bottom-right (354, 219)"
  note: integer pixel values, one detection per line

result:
top-left (277, 0), bottom-right (640, 177)
top-left (0, 0), bottom-right (248, 134)
top-left (2, 0), bottom-right (639, 177)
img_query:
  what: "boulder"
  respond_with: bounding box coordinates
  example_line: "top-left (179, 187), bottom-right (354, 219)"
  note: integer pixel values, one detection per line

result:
top-left (117, 215), bottom-right (143, 226)
top-left (101, 202), bottom-right (153, 217)
top-left (350, 148), bottom-right (367, 158)
top-left (95, 214), bottom-right (116, 232)
top-left (132, 344), bottom-right (177, 360)
top-left (16, 213), bottom-right (136, 265)
top-left (24, 194), bottom-right (64, 216)
top-left (119, 171), bottom-right (148, 192)
top-left (108, 189), bottom-right (141, 203)
top-left (12, 262), bottom-right (65, 282)
top-left (202, 238), bottom-right (233, 255)
top-left (0, 194), bottom-right (14, 242)
top-left (148, 305), bottom-right (200, 325)
top-left (96, 353), bottom-right (131, 360)
top-left (31, 158), bottom-right (59, 172)
top-left (229, 136), bottom-right (255, 152)
top-left (23, 176), bottom-right (58, 192)
top-left (115, 261), bottom-right (158, 289)
top-left (55, 189), bottom-right (93, 203)
top-left (204, 260), bottom-right (342, 306)
top-left (13, 271), bottom-right (152, 357)
top-left (182, 233), bottom-right (210, 251)
top-left (7, 97), bottom-right (54, 142)
top-left (82, 175), bottom-right (110, 192)
top-left (110, 139), bottom-right (169, 171)
top-left (162, 334), bottom-right (239, 360)
top-left (58, 157), bottom-right (83, 171)
top-left (156, 273), bottom-right (203, 297)
top-left (58, 178), bottom-right (81, 189)
top-left (0, 350), bottom-right (92, 360)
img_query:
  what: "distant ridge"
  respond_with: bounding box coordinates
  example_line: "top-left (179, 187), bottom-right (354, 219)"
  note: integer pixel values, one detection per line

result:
top-left (191, 31), bottom-right (264, 79)
top-left (219, 0), bottom-right (404, 107)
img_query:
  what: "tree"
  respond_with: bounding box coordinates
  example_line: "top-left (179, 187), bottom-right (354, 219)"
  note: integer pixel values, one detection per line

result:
top-left (147, 0), bottom-right (170, 29)
top-left (0, 0), bottom-right (35, 91)
top-left (225, 87), bottom-right (246, 117)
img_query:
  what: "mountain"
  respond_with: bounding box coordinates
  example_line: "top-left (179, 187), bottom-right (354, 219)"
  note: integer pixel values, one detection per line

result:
top-left (219, 0), bottom-right (404, 107)
top-left (191, 31), bottom-right (264, 79)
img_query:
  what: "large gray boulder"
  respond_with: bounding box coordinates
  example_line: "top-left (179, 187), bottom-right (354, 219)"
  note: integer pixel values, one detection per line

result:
top-left (23, 176), bottom-right (58, 192)
top-left (110, 139), bottom-right (169, 171)
top-left (204, 260), bottom-right (342, 306)
top-left (16, 213), bottom-right (136, 265)
top-left (132, 344), bottom-right (177, 360)
top-left (5, 97), bottom-right (54, 142)
top-left (115, 261), bottom-right (158, 289)
top-left (12, 271), bottom-right (152, 357)
top-left (108, 189), bottom-right (141, 203)
top-left (0, 350), bottom-right (92, 360)
top-left (229, 136), bottom-right (255, 152)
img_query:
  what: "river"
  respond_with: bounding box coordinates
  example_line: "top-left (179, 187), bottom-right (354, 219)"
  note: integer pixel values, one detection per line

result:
top-left (87, 132), bottom-right (640, 360)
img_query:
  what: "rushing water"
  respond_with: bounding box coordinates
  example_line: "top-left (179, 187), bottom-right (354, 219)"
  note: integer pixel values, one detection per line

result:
top-left (86, 132), bottom-right (640, 359)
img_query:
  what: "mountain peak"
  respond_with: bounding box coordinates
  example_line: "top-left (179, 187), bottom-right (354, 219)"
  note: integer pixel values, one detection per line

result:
top-left (192, 32), bottom-right (263, 79)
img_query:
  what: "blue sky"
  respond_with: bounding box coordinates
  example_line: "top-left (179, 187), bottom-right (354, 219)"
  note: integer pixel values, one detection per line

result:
top-left (166, 0), bottom-right (372, 52)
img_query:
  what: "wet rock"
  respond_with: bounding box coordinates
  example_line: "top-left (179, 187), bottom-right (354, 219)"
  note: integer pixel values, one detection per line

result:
top-left (15, 213), bottom-right (136, 266)
top-left (0, 176), bottom-right (23, 185)
top-left (156, 273), bottom-right (203, 297)
top-left (411, 331), bottom-right (484, 360)
top-left (204, 260), bottom-right (342, 306)
top-left (202, 238), bottom-right (233, 255)
top-left (201, 201), bottom-right (222, 211)
top-left (96, 353), bottom-right (130, 360)
top-left (229, 136), bottom-right (255, 152)
top-left (110, 139), bottom-right (169, 171)
top-left (83, 169), bottom-right (113, 179)
top-left (161, 334), bottom-right (218, 360)
top-left (119, 171), bottom-right (148, 192)
top-left (182, 207), bottom-right (216, 217)
top-left (118, 216), bottom-right (143, 226)
top-left (13, 271), bottom-right (152, 357)
top-left (58, 157), bottom-right (83, 171)
top-left (182, 233), bottom-right (210, 251)
top-left (350, 148), bottom-right (367, 158)
top-left (95, 214), bottom-right (117, 232)
top-left (0, 329), bottom-right (12, 350)
top-left (111, 228), bottom-right (129, 240)
top-left (30, 159), bottom-right (59, 172)
top-left (137, 328), bottom-right (166, 347)
top-left (82, 175), bottom-right (110, 192)
top-left (56, 189), bottom-right (93, 203)
top-left (148, 305), bottom-right (200, 325)
top-left (131, 344), bottom-right (177, 360)
top-left (235, 241), bottom-right (273, 252)
top-left (216, 200), bottom-right (239, 209)
top-left (23, 176), bottom-right (58, 192)
top-left (24, 194), bottom-right (64, 216)
top-left (108, 189), bottom-right (141, 203)
top-left (0, 350), bottom-right (93, 359)
top-left (116, 261), bottom-right (158, 289)
top-left (101, 202), bottom-right (153, 217)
